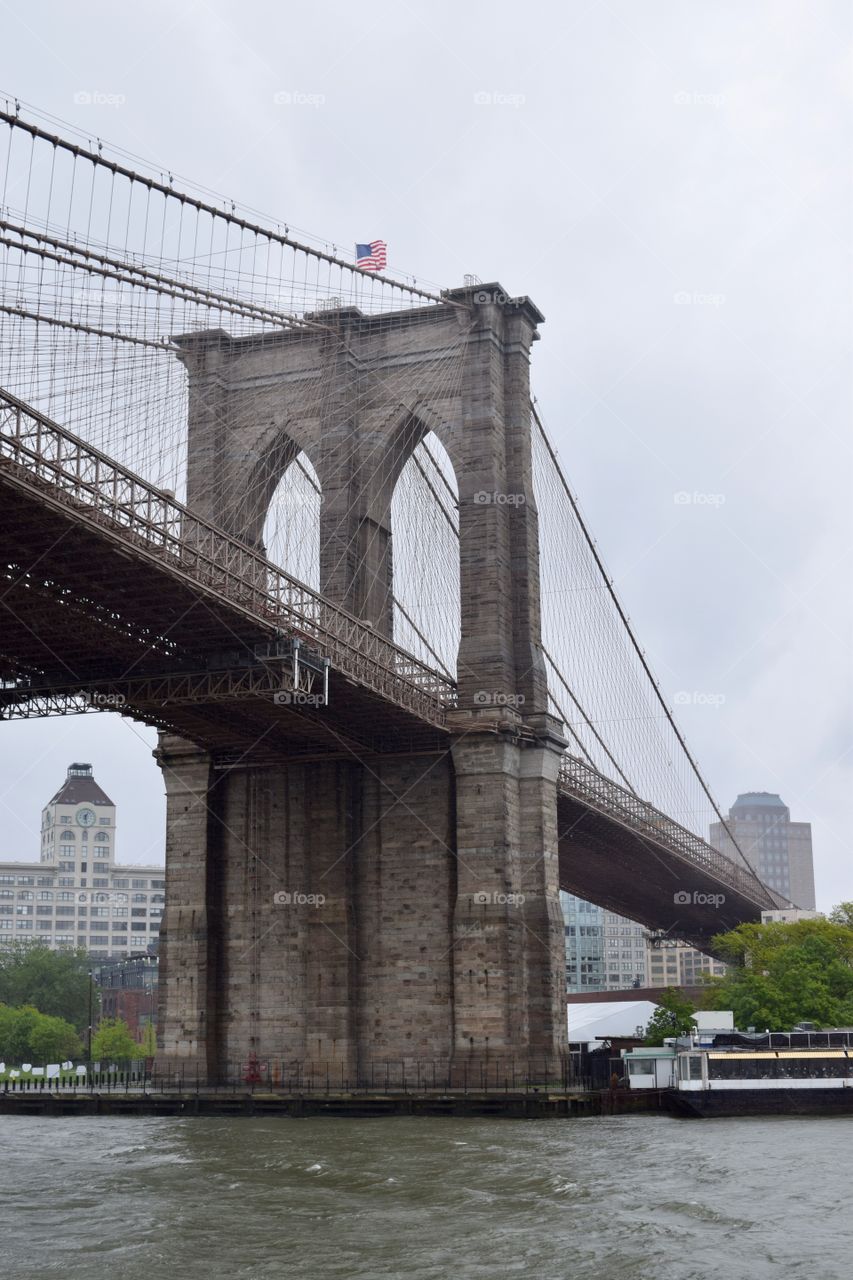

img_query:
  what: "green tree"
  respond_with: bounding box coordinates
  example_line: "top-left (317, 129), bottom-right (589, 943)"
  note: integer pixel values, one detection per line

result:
top-left (828, 902), bottom-right (853, 929)
top-left (0, 1003), bottom-right (82, 1063)
top-left (0, 943), bottom-right (93, 1032)
top-left (138, 1021), bottom-right (157, 1058)
top-left (0, 1003), bottom-right (39, 1061)
top-left (91, 1017), bottom-right (138, 1064)
top-left (28, 1012), bottom-right (83, 1062)
top-left (703, 915), bottom-right (853, 1030)
top-left (644, 988), bottom-right (695, 1046)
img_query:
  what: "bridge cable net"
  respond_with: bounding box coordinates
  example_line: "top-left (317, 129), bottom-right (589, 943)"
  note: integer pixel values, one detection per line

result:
top-left (0, 99), bottom-right (444, 485)
top-left (531, 402), bottom-right (762, 885)
top-left (0, 98), bottom-right (467, 688)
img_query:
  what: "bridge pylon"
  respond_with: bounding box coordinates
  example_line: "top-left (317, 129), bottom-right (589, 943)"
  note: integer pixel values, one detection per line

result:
top-left (156, 285), bottom-right (569, 1085)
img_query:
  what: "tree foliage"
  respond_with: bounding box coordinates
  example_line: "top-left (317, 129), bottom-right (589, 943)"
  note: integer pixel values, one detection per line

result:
top-left (828, 902), bottom-right (853, 930)
top-left (0, 1003), bottom-right (83, 1062)
top-left (701, 914), bottom-right (853, 1030)
top-left (138, 1022), bottom-right (157, 1058)
top-left (91, 1017), bottom-right (138, 1063)
top-left (644, 987), bottom-right (695, 1045)
top-left (0, 943), bottom-right (93, 1032)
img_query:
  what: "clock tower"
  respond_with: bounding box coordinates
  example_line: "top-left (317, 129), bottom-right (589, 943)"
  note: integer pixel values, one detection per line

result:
top-left (40, 762), bottom-right (117, 874)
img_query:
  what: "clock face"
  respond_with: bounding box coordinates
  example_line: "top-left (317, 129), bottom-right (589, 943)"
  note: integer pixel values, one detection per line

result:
top-left (76, 807), bottom-right (96, 827)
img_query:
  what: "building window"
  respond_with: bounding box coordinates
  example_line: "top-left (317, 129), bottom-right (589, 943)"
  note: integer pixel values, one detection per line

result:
top-left (60, 816), bottom-right (71, 825)
top-left (54, 935), bottom-right (74, 945)
top-left (90, 935), bottom-right (109, 946)
top-left (113, 909), bottom-right (128, 918)
top-left (151, 880), bottom-right (165, 890)
top-left (17, 876), bottom-right (34, 885)
top-left (58, 862), bottom-right (75, 873)
top-left (58, 877), bottom-right (74, 887)
top-left (131, 880), bottom-right (146, 889)
top-left (37, 891), bottom-right (53, 902)
top-left (37, 877), bottom-right (52, 886)
top-left (131, 908), bottom-right (147, 918)
top-left (93, 863), bottom-right (109, 874)
top-left (0, 890), bottom-right (12, 900)
top-left (99, 818), bottom-right (111, 826)
top-left (35, 906), bottom-right (53, 916)
top-left (55, 906), bottom-right (75, 916)
top-left (132, 893), bottom-right (147, 903)
top-left (131, 923), bottom-right (147, 932)
top-left (16, 920), bottom-right (33, 930)
top-left (93, 878), bottom-right (109, 888)
top-left (113, 879), bottom-right (128, 888)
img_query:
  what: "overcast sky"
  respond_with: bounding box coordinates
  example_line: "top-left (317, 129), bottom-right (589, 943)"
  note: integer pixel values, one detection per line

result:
top-left (0, 0), bottom-right (850, 909)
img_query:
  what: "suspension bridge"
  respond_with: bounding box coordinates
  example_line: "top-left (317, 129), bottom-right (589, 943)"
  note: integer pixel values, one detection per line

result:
top-left (0, 99), bottom-right (783, 1081)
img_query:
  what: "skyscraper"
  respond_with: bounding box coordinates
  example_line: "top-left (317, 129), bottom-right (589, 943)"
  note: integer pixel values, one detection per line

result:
top-left (709, 792), bottom-right (816, 910)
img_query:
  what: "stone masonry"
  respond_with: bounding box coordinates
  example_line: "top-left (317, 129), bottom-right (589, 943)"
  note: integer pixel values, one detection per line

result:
top-left (156, 284), bottom-right (568, 1083)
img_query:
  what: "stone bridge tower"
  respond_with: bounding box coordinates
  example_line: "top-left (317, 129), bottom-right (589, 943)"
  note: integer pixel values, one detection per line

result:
top-left (156, 283), bottom-right (568, 1083)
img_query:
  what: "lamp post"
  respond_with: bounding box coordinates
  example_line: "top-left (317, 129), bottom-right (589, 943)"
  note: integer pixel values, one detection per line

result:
top-left (86, 968), bottom-right (94, 1068)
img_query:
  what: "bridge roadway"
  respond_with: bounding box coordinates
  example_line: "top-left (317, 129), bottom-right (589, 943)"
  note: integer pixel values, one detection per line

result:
top-left (0, 389), bottom-right (781, 948)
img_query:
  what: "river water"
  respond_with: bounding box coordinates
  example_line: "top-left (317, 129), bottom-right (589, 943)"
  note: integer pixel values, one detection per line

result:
top-left (1, 1113), bottom-right (850, 1279)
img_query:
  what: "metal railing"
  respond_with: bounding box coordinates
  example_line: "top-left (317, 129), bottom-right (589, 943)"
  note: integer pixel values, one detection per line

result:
top-left (1, 1059), bottom-right (593, 1095)
top-left (558, 754), bottom-right (780, 908)
top-left (0, 389), bottom-right (456, 726)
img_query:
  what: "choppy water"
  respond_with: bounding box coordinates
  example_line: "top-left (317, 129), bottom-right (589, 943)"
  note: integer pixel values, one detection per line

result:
top-left (1, 1113), bottom-right (851, 1279)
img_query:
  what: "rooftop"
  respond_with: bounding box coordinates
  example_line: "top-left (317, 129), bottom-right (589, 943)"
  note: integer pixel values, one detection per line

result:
top-left (47, 762), bottom-right (114, 808)
top-left (731, 792), bottom-right (788, 811)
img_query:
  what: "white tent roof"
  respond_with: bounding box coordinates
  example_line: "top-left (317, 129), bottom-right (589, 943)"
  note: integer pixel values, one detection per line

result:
top-left (567, 1000), bottom-right (658, 1049)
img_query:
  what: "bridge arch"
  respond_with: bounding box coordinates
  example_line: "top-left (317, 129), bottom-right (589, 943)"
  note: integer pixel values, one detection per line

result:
top-left (390, 428), bottom-right (460, 678)
top-left (262, 450), bottom-right (322, 589)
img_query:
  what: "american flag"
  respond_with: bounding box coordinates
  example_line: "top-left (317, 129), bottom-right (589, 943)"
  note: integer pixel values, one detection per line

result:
top-left (355, 240), bottom-right (387, 272)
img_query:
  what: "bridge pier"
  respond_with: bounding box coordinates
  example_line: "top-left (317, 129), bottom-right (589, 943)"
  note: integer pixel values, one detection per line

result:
top-left (157, 284), bottom-right (572, 1085)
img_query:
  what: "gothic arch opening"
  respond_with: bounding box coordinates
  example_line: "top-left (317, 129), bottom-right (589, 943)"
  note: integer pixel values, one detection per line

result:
top-left (390, 431), bottom-right (460, 679)
top-left (262, 451), bottom-right (321, 590)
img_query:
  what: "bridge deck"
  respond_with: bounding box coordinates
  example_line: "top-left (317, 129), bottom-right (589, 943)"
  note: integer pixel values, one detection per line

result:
top-left (0, 388), bottom-right (780, 940)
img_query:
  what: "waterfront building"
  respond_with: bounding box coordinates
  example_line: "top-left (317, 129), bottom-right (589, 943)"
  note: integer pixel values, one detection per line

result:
top-left (646, 939), bottom-right (727, 988)
top-left (710, 792), bottom-right (816, 909)
top-left (0, 762), bottom-right (164, 959)
top-left (93, 952), bottom-right (159, 1035)
top-left (561, 893), bottom-right (648, 991)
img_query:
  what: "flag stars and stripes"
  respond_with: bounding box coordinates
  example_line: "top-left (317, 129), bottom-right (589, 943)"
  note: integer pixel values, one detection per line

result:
top-left (355, 240), bottom-right (387, 272)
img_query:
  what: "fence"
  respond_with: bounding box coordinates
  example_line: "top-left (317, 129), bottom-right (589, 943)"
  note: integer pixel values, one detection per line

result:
top-left (2, 1059), bottom-right (594, 1096)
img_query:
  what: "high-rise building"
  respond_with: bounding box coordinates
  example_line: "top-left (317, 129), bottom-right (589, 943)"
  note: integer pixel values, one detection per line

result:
top-left (561, 893), bottom-right (648, 992)
top-left (710, 792), bottom-right (816, 910)
top-left (0, 762), bottom-right (164, 958)
top-left (646, 940), bottom-right (727, 989)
